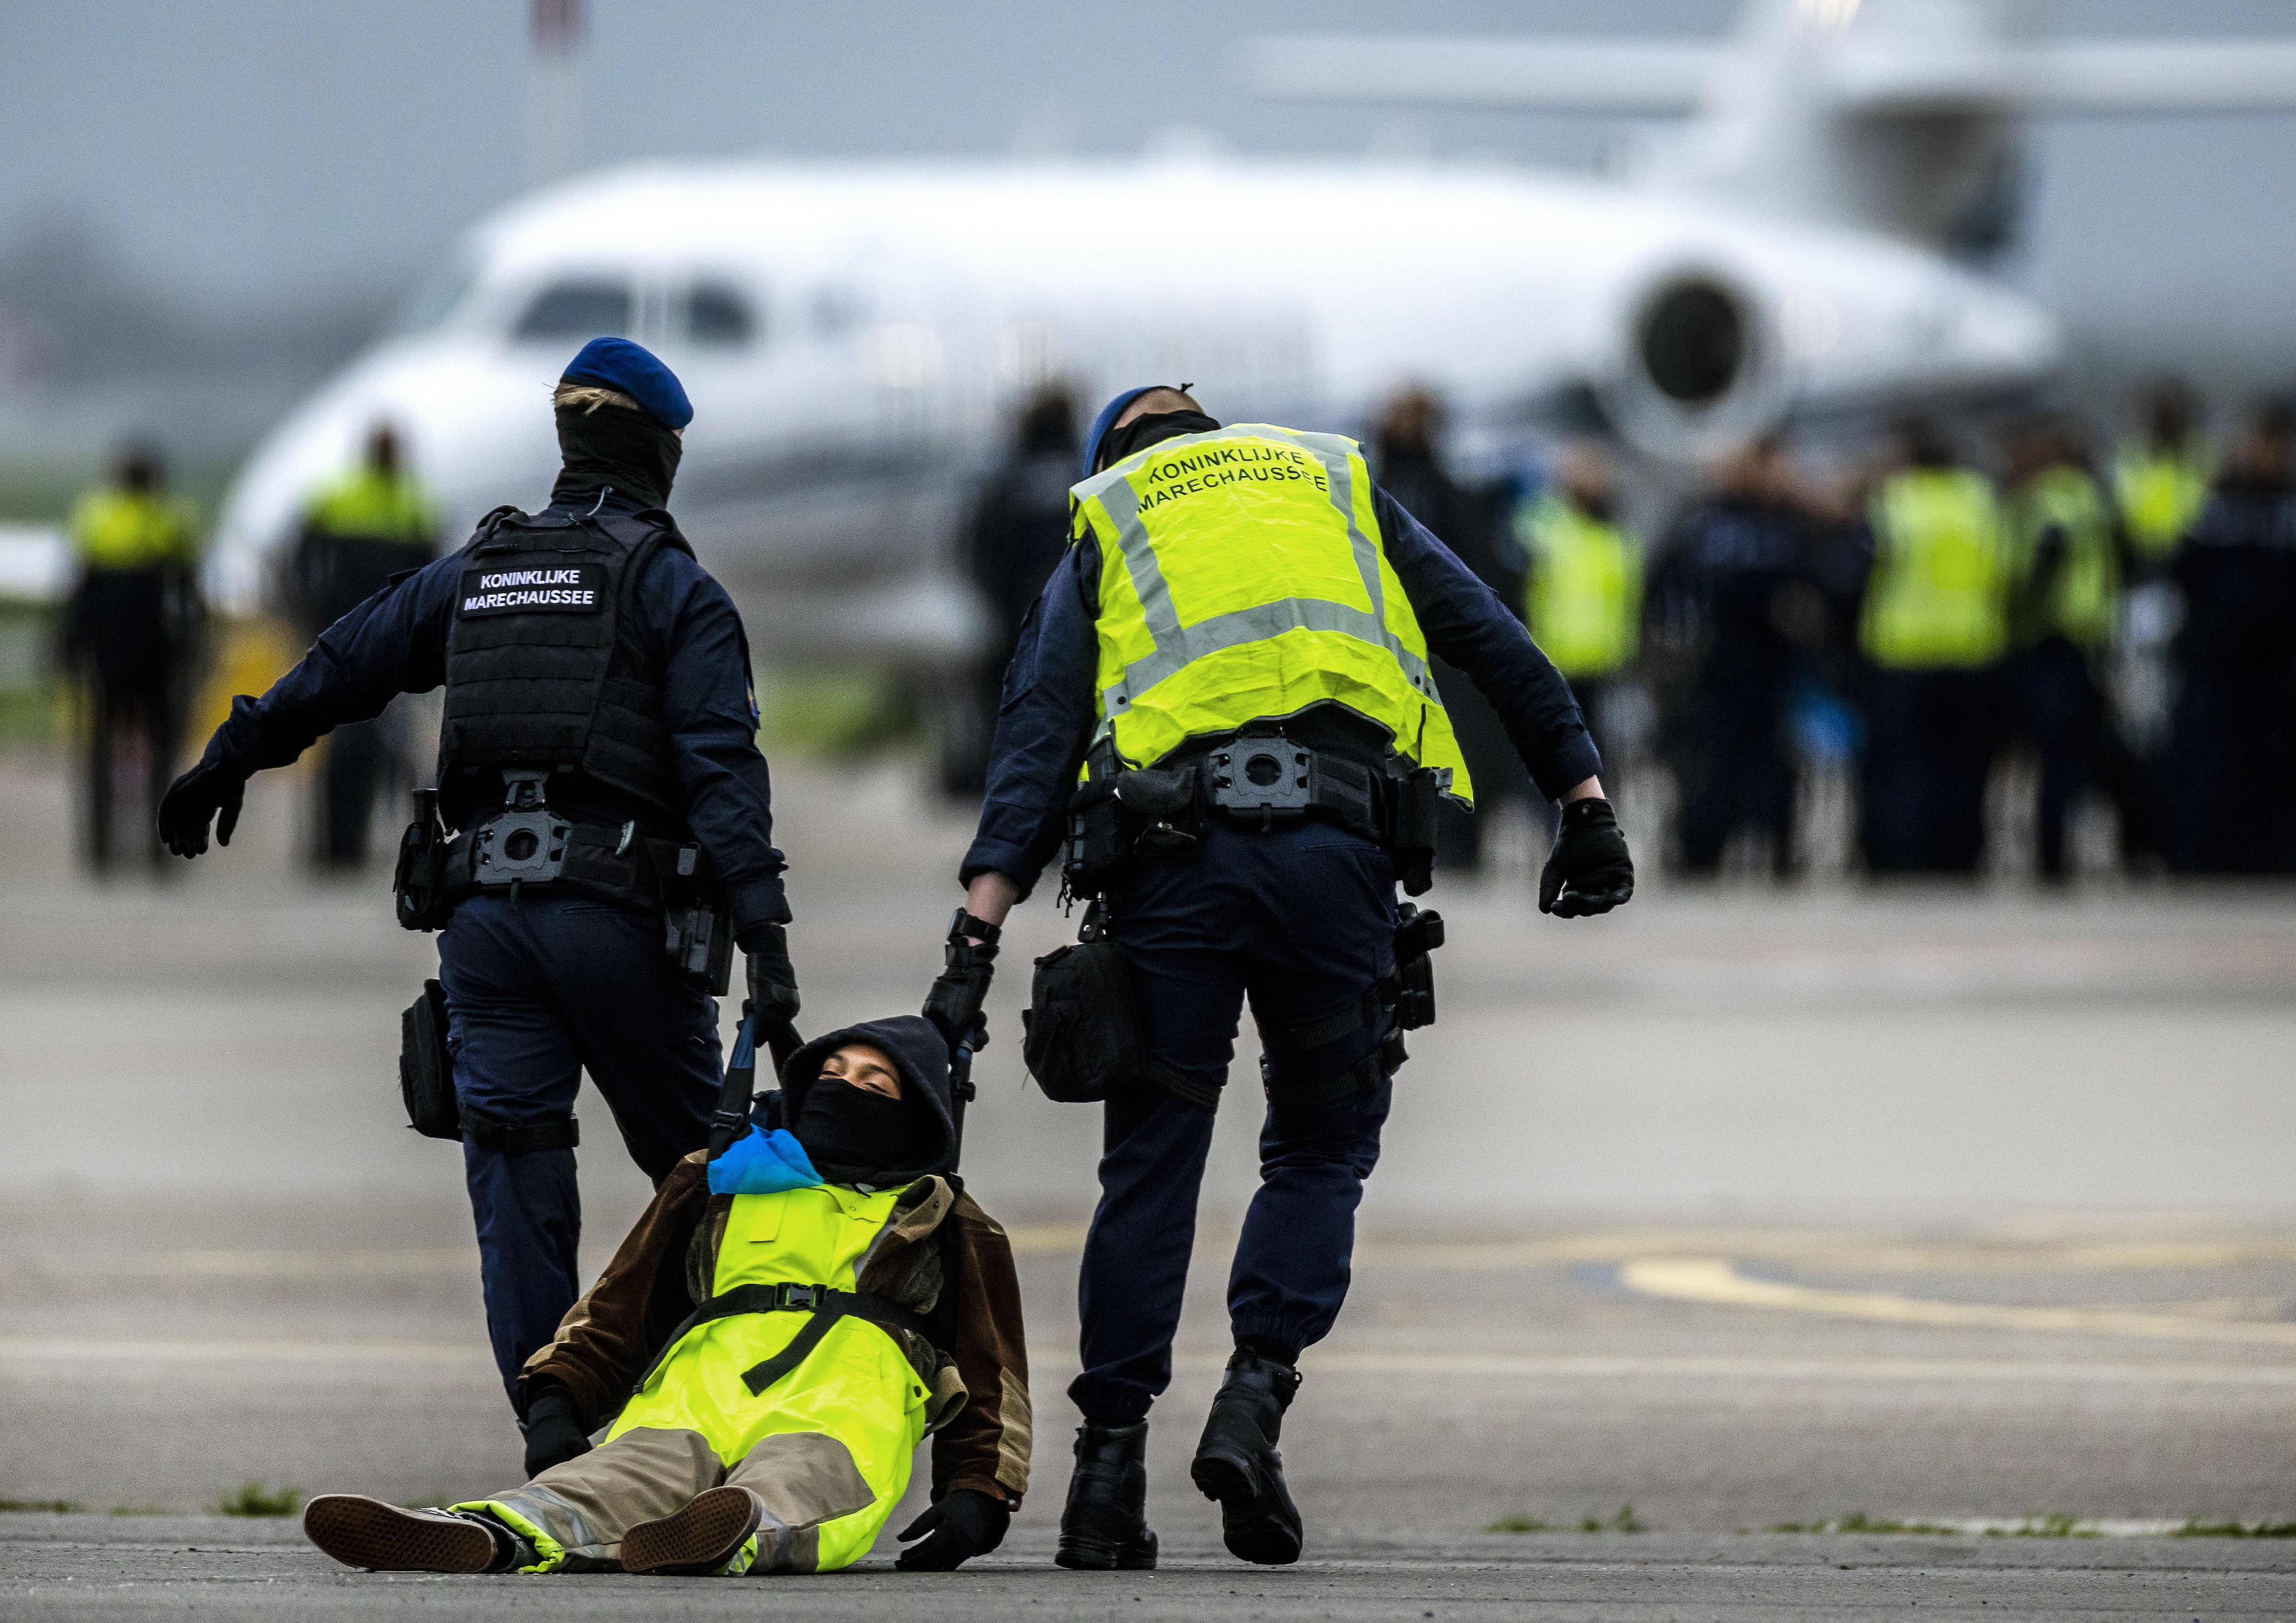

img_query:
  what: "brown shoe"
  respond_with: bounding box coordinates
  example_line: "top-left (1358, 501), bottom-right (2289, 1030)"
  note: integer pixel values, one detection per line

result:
top-left (304, 1494), bottom-right (502, 1573)
top-left (621, 1486), bottom-right (765, 1577)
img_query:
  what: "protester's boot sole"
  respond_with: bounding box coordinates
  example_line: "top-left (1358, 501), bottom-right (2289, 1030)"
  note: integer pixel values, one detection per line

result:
top-left (303, 1495), bottom-right (496, 1573)
top-left (621, 1486), bottom-right (764, 1577)
top-left (1053, 1526), bottom-right (1159, 1571)
top-left (1191, 1449), bottom-right (1304, 1566)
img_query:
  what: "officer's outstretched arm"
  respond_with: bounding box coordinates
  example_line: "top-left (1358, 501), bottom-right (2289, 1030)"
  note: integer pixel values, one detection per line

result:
top-left (1539, 777), bottom-right (1634, 917)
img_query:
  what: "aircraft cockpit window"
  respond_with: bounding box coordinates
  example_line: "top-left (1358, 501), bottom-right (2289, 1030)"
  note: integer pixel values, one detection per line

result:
top-left (683, 284), bottom-right (755, 346)
top-left (512, 280), bottom-right (634, 343)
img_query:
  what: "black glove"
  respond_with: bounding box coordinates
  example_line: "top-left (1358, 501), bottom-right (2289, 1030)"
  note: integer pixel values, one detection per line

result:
top-left (922, 911), bottom-right (1000, 1054)
top-left (894, 1488), bottom-right (1010, 1571)
top-left (521, 1381), bottom-right (593, 1479)
top-left (1539, 796), bottom-right (1634, 918)
top-left (157, 759), bottom-right (248, 858)
top-left (741, 923), bottom-right (801, 1031)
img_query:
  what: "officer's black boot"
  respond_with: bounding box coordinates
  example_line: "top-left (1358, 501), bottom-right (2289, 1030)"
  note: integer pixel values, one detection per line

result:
top-left (1056, 1420), bottom-right (1158, 1571)
top-left (1190, 1347), bottom-right (1305, 1565)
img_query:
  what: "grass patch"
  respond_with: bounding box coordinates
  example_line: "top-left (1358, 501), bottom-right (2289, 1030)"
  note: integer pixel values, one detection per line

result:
top-left (110, 1505), bottom-right (171, 1517)
top-left (1985, 1513), bottom-right (2097, 1539)
top-left (1483, 1514), bottom-right (1555, 1533)
top-left (1768, 1513), bottom-right (1962, 1535)
top-left (1484, 1503), bottom-right (1646, 1534)
top-left (215, 1482), bottom-right (301, 1518)
top-left (757, 668), bottom-right (915, 757)
top-left (2174, 1518), bottom-right (2296, 1539)
top-left (0, 1498), bottom-right (85, 1514)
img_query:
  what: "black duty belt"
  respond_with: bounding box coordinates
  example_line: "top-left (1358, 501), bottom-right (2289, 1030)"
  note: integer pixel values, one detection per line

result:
top-left (632, 1281), bottom-right (932, 1399)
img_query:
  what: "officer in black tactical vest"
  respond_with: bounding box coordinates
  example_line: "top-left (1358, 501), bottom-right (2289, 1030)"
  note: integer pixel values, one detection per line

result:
top-left (158, 340), bottom-right (801, 1450)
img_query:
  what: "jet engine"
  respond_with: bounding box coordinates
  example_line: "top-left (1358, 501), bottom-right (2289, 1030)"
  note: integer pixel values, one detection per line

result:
top-left (1595, 270), bottom-right (1781, 461)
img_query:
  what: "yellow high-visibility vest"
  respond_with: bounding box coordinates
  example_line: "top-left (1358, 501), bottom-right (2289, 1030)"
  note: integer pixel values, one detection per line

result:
top-left (1861, 468), bottom-right (2010, 669)
top-left (304, 468), bottom-right (438, 547)
top-left (2113, 439), bottom-right (2213, 562)
top-left (1069, 424), bottom-right (1473, 804)
top-left (69, 490), bottom-right (198, 571)
top-left (1518, 492), bottom-right (1641, 680)
top-left (2006, 465), bottom-right (2119, 651)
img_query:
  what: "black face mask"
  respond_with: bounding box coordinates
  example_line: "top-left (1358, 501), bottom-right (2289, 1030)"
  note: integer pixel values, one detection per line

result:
top-left (551, 405), bottom-right (683, 511)
top-left (791, 1079), bottom-right (938, 1181)
top-left (1098, 409), bottom-right (1220, 472)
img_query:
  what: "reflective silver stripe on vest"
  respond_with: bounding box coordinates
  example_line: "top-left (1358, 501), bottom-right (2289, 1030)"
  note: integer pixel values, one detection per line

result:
top-left (1084, 427), bottom-right (1442, 730)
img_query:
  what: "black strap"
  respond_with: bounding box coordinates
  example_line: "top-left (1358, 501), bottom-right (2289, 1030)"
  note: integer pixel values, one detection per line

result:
top-left (630, 1281), bottom-right (932, 1399)
top-left (1261, 1029), bottom-right (1406, 1108)
top-left (461, 1112), bottom-right (579, 1156)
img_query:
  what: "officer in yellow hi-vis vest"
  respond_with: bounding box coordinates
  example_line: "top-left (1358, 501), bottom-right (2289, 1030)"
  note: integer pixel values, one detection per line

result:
top-left (1519, 440), bottom-right (1642, 783)
top-left (2114, 378), bottom-right (2214, 572)
top-left (944, 386), bottom-right (1629, 1573)
top-left (61, 442), bottom-right (203, 869)
top-left (1858, 417), bottom-right (2011, 874)
top-left (303, 1018), bottom-right (1030, 1578)
top-left (2003, 417), bottom-right (2120, 882)
top-left (291, 421), bottom-right (441, 866)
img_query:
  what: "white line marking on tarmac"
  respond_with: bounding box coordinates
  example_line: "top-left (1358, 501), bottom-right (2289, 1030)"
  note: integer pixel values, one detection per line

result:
top-left (1620, 1257), bottom-right (2296, 1346)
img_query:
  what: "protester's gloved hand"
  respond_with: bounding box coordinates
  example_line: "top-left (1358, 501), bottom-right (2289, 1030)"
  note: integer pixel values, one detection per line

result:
top-left (157, 759), bottom-right (248, 858)
top-left (1539, 796), bottom-right (1635, 918)
top-left (521, 1381), bottom-right (593, 1479)
top-left (922, 910), bottom-right (1000, 1054)
top-left (741, 923), bottom-right (801, 1031)
top-left (894, 1488), bottom-right (1010, 1571)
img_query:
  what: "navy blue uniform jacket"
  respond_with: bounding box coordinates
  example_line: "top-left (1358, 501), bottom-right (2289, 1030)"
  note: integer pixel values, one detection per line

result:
top-left (205, 490), bottom-right (790, 935)
top-left (962, 485), bottom-right (1602, 898)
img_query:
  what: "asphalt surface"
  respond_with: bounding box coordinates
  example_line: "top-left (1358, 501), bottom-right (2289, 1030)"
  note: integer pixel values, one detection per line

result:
top-left (2, 753), bottom-right (2292, 1616)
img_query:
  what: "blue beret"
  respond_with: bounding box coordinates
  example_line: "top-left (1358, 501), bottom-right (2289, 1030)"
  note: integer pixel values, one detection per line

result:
top-left (561, 337), bottom-right (693, 432)
top-left (1083, 385), bottom-right (1165, 477)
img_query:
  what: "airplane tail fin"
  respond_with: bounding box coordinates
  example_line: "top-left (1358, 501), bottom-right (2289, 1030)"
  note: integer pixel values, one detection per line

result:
top-left (1247, 0), bottom-right (2296, 249)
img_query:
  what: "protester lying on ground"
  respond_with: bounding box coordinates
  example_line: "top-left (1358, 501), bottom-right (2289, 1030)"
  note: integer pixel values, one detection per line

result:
top-left (303, 1016), bottom-right (1030, 1576)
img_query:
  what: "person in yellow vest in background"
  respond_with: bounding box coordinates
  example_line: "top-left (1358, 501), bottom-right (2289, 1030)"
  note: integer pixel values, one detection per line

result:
top-left (2001, 415), bottom-right (2119, 883)
top-left (2114, 377), bottom-right (2214, 576)
top-left (1519, 439), bottom-right (1642, 807)
top-left (289, 421), bottom-right (441, 866)
top-left (61, 441), bottom-right (204, 870)
top-left (1857, 416), bottom-right (2011, 875)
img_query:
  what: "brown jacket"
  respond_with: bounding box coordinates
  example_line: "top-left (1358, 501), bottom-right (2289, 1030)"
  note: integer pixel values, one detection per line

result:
top-left (521, 1152), bottom-right (1031, 1508)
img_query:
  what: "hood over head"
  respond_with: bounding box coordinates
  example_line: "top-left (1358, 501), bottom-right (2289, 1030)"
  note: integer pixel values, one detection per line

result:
top-left (774, 1015), bottom-right (957, 1185)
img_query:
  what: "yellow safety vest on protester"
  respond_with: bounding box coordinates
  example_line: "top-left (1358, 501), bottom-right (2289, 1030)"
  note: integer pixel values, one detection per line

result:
top-left (69, 490), bottom-right (198, 571)
top-left (1518, 492), bottom-right (1641, 680)
top-left (304, 468), bottom-right (438, 546)
top-left (2113, 439), bottom-right (2213, 563)
top-left (2006, 465), bottom-right (2120, 652)
top-left (466, 1182), bottom-right (939, 1575)
top-left (1069, 424), bottom-right (1473, 804)
top-left (1861, 468), bottom-right (2010, 669)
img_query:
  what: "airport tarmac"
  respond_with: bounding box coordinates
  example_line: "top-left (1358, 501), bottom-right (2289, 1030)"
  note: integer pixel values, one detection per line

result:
top-left (1, 753), bottom-right (2292, 1617)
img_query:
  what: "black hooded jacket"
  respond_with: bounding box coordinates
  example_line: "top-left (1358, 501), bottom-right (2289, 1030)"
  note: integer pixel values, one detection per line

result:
top-left (769, 1015), bottom-right (959, 1186)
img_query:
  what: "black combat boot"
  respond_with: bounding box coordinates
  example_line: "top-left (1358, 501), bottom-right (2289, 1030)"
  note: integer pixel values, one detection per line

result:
top-left (1190, 1347), bottom-right (1304, 1565)
top-left (1056, 1420), bottom-right (1158, 1570)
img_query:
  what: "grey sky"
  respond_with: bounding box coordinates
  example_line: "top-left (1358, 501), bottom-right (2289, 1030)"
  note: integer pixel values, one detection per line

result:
top-left (5, 1), bottom-right (2296, 380)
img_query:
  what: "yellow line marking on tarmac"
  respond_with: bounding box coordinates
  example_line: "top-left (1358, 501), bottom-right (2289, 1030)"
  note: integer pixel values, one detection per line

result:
top-left (1, 1249), bottom-right (478, 1278)
top-left (1619, 1257), bottom-right (2296, 1347)
top-left (0, 1338), bottom-right (480, 1363)
top-left (1291, 1352), bottom-right (2296, 1384)
top-left (1358, 1234), bottom-right (2296, 1274)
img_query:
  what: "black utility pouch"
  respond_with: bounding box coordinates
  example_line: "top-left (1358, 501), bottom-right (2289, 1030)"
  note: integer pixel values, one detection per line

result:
top-left (1391, 902), bottom-right (1445, 1031)
top-left (1391, 768), bottom-right (1442, 897)
top-left (1024, 910), bottom-right (1220, 1112)
top-left (398, 979), bottom-right (460, 1139)
top-left (392, 789), bottom-right (452, 932)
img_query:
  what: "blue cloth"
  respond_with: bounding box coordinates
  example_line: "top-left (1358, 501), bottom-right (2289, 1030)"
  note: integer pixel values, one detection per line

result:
top-left (961, 484), bottom-right (1602, 897)
top-left (707, 1126), bottom-right (823, 1195)
top-left (1080, 385), bottom-right (1163, 477)
top-left (200, 486), bottom-right (789, 936)
top-left (562, 337), bottom-right (693, 431)
top-left (1069, 819), bottom-right (1399, 1426)
top-left (438, 891), bottom-right (723, 1404)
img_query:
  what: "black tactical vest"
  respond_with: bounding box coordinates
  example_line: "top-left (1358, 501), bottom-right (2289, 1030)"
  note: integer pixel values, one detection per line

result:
top-left (435, 505), bottom-right (688, 830)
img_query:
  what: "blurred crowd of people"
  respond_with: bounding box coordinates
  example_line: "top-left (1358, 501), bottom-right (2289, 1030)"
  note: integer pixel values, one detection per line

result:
top-left (958, 378), bottom-right (2296, 883)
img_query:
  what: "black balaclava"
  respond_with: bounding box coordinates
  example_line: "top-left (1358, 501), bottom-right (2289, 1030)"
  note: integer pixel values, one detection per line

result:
top-left (550, 404), bottom-right (683, 512)
top-left (792, 1076), bottom-right (938, 1182)
top-left (1098, 408), bottom-right (1220, 472)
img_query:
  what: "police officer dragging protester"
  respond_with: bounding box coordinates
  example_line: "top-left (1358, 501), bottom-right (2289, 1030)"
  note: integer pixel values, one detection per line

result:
top-left (936, 386), bottom-right (1632, 1570)
top-left (290, 421), bottom-right (441, 867)
top-left (156, 339), bottom-right (804, 1454)
top-left (62, 441), bottom-right (204, 870)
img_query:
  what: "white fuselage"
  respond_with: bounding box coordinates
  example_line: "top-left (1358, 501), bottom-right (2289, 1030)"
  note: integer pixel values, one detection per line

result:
top-left (212, 156), bottom-right (2057, 663)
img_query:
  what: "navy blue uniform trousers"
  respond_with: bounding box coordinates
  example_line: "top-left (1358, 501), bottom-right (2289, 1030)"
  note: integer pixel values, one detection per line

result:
top-left (1070, 820), bottom-right (1399, 1427)
top-left (437, 893), bottom-right (722, 1406)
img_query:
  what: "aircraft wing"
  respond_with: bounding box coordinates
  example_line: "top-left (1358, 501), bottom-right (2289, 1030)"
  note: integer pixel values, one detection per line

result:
top-left (1831, 43), bottom-right (2296, 113)
top-left (1245, 34), bottom-right (1714, 111)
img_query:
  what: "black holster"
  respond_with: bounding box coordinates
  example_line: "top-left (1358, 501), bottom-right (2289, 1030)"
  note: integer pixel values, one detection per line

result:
top-left (392, 790), bottom-right (452, 932)
top-left (398, 979), bottom-right (460, 1138)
